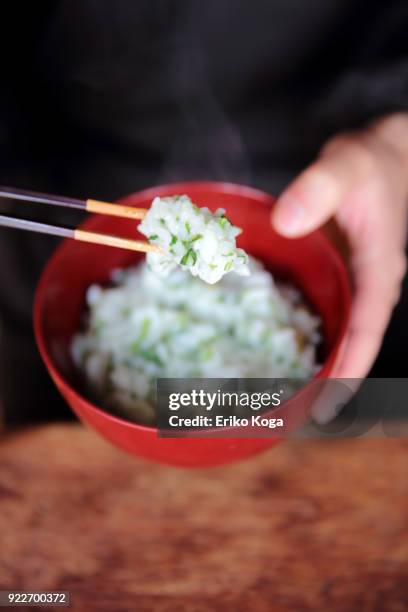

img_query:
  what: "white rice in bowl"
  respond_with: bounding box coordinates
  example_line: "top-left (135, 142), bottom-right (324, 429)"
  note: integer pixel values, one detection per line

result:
top-left (71, 257), bottom-right (321, 425)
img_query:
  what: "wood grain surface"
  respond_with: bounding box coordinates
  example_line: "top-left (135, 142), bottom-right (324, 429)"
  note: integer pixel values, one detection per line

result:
top-left (0, 425), bottom-right (407, 612)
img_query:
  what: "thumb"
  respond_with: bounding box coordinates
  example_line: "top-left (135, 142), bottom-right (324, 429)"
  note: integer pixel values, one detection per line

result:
top-left (272, 136), bottom-right (368, 237)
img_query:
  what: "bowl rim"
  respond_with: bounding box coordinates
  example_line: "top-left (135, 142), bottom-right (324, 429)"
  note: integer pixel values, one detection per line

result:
top-left (34, 180), bottom-right (352, 435)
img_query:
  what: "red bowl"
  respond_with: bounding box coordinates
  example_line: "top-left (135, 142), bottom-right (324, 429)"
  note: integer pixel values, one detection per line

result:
top-left (34, 182), bottom-right (351, 467)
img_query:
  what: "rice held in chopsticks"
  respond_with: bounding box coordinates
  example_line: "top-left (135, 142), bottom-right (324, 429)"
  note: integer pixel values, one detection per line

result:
top-left (138, 195), bottom-right (250, 284)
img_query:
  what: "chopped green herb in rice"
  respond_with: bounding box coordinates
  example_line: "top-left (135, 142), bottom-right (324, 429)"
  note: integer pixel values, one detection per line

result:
top-left (71, 258), bottom-right (321, 425)
top-left (138, 195), bottom-right (249, 284)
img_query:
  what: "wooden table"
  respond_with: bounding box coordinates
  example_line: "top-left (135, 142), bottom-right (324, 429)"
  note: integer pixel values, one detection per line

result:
top-left (0, 425), bottom-right (407, 611)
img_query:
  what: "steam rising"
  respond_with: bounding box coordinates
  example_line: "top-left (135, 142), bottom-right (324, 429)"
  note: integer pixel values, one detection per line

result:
top-left (160, 26), bottom-right (250, 184)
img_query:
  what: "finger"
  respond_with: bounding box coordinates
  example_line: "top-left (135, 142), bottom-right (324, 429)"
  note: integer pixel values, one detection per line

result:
top-left (311, 377), bottom-right (359, 425)
top-left (272, 137), bottom-right (372, 237)
top-left (312, 276), bottom-right (395, 422)
top-left (334, 329), bottom-right (383, 379)
top-left (332, 261), bottom-right (401, 379)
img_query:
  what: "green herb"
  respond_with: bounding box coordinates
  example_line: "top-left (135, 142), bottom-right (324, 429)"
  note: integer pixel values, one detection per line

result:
top-left (130, 341), bottom-right (163, 366)
top-left (148, 234), bottom-right (158, 241)
top-left (222, 251), bottom-right (234, 257)
top-left (159, 218), bottom-right (166, 226)
top-left (224, 260), bottom-right (234, 272)
top-left (129, 318), bottom-right (151, 352)
top-left (170, 234), bottom-right (178, 246)
top-left (201, 348), bottom-right (214, 361)
top-left (139, 317), bottom-right (151, 342)
top-left (180, 248), bottom-right (197, 266)
top-left (180, 251), bottom-right (190, 266)
top-left (139, 349), bottom-right (163, 367)
top-left (93, 321), bottom-right (106, 336)
top-left (130, 340), bottom-right (140, 354)
top-left (191, 234), bottom-right (203, 242)
top-left (209, 264), bottom-right (218, 270)
top-left (218, 217), bottom-right (228, 229)
top-left (178, 312), bottom-right (189, 327)
top-left (185, 221), bottom-right (191, 233)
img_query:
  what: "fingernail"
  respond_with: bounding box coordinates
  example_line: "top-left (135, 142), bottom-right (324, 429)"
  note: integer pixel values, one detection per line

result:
top-left (274, 194), bottom-right (306, 236)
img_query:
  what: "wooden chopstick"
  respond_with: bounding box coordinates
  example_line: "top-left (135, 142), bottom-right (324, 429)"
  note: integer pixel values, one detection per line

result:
top-left (0, 214), bottom-right (161, 253)
top-left (0, 185), bottom-right (147, 220)
top-left (0, 185), bottom-right (158, 253)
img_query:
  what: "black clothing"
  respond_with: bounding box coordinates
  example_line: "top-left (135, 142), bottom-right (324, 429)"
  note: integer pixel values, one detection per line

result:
top-left (0, 1), bottom-right (407, 423)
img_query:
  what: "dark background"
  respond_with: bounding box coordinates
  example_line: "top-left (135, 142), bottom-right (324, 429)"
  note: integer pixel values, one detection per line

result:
top-left (0, 1), bottom-right (407, 424)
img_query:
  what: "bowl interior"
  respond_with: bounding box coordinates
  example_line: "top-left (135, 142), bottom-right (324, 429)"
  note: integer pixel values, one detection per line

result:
top-left (35, 182), bottom-right (351, 427)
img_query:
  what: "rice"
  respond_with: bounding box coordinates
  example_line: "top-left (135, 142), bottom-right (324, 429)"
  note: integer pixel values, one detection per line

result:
top-left (71, 257), bottom-right (321, 425)
top-left (137, 195), bottom-right (250, 284)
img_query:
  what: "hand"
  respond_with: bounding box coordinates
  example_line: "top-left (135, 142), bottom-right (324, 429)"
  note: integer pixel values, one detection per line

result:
top-left (272, 113), bottom-right (408, 380)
